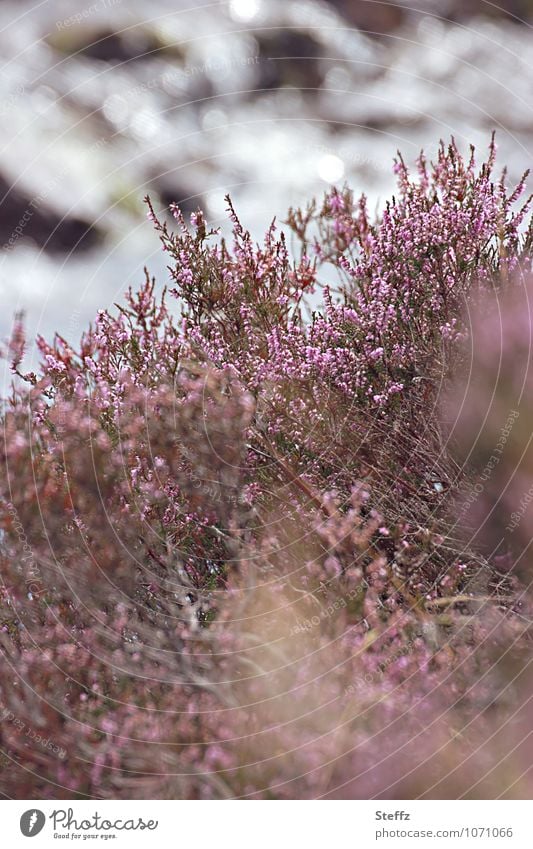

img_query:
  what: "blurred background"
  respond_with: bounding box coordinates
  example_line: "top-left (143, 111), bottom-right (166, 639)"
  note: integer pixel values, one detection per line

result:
top-left (1, 0), bottom-right (532, 365)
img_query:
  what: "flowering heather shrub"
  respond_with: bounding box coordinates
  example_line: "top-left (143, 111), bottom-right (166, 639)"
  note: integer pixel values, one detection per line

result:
top-left (447, 270), bottom-right (533, 573)
top-left (1, 138), bottom-right (532, 799)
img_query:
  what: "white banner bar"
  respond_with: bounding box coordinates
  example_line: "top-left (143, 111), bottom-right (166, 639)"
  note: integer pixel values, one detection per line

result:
top-left (2, 800), bottom-right (532, 848)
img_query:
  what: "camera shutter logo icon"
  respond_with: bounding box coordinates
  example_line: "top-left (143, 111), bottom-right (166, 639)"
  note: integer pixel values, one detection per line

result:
top-left (20, 810), bottom-right (46, 837)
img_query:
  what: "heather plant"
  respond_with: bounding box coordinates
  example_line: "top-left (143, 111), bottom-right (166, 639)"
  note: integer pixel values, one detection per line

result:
top-left (447, 271), bottom-right (533, 573)
top-left (1, 137), bottom-right (532, 799)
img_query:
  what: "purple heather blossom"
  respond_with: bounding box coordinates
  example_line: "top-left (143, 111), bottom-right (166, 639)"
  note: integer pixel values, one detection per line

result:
top-left (0, 138), bottom-right (531, 800)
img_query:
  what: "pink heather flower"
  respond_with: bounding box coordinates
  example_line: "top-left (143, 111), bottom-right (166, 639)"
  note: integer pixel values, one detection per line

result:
top-left (0, 136), bottom-right (530, 802)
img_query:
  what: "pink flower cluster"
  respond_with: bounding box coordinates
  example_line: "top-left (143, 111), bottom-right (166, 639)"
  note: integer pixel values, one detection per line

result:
top-left (0, 138), bottom-right (531, 799)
